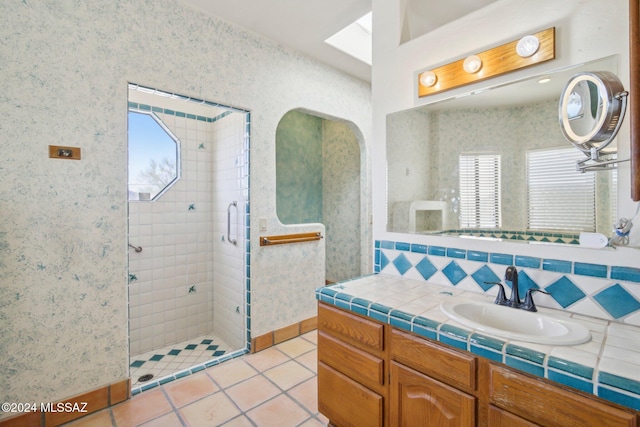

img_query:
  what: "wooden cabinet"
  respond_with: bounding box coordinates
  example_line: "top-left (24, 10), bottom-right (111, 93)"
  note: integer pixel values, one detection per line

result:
top-left (317, 302), bottom-right (639, 427)
top-left (390, 362), bottom-right (475, 427)
top-left (318, 303), bottom-right (388, 427)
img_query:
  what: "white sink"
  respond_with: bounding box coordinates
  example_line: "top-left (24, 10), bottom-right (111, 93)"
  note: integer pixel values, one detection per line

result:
top-left (440, 300), bottom-right (591, 345)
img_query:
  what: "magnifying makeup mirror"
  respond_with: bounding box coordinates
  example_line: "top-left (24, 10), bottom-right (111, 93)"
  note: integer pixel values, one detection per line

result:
top-left (559, 71), bottom-right (629, 171)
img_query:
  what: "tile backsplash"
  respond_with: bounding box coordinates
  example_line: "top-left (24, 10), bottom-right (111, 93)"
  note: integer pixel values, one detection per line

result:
top-left (375, 240), bottom-right (640, 325)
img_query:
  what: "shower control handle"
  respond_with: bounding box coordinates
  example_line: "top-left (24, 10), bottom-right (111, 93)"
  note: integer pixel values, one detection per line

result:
top-left (227, 201), bottom-right (238, 246)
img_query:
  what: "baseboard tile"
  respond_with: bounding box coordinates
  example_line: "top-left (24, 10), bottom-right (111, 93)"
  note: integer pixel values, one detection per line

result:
top-left (250, 316), bottom-right (317, 353)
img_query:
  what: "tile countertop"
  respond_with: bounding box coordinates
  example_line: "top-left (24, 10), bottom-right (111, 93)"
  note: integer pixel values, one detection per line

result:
top-left (316, 274), bottom-right (640, 412)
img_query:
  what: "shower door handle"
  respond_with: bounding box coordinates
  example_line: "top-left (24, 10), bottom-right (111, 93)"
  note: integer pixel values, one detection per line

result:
top-left (227, 201), bottom-right (238, 246)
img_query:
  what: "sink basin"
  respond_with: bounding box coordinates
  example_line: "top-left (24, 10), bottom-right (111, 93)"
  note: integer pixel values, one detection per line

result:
top-left (440, 300), bottom-right (591, 345)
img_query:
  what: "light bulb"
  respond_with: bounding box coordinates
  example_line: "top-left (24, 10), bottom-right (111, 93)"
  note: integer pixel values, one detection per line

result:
top-left (463, 55), bottom-right (482, 74)
top-left (419, 71), bottom-right (437, 87)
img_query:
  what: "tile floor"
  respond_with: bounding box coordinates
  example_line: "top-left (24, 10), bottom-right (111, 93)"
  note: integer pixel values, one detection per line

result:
top-left (130, 335), bottom-right (233, 388)
top-left (65, 331), bottom-right (329, 427)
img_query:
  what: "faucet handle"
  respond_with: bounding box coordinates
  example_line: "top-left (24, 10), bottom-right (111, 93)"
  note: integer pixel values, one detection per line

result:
top-left (522, 288), bottom-right (550, 312)
top-left (485, 282), bottom-right (508, 305)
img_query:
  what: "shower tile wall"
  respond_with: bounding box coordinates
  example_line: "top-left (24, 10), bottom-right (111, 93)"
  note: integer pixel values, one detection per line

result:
top-left (128, 91), bottom-right (247, 356)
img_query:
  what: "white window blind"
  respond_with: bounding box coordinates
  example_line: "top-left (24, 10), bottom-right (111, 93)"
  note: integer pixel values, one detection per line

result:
top-left (527, 147), bottom-right (595, 231)
top-left (459, 154), bottom-right (502, 228)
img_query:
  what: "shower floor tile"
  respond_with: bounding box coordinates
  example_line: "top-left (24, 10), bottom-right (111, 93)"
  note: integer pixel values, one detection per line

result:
top-left (130, 335), bottom-right (233, 387)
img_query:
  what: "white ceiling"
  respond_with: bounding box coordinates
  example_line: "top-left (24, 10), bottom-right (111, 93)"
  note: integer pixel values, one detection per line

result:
top-left (176, 0), bottom-right (499, 83)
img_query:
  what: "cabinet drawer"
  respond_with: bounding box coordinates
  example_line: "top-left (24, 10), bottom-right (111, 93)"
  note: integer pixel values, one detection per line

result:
top-left (488, 405), bottom-right (540, 427)
top-left (489, 364), bottom-right (638, 427)
top-left (318, 303), bottom-right (384, 354)
top-left (391, 329), bottom-right (476, 392)
top-left (318, 331), bottom-right (385, 390)
top-left (318, 362), bottom-right (383, 427)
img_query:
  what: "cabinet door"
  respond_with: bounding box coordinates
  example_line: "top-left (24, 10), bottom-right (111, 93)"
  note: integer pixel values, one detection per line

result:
top-left (318, 362), bottom-right (383, 427)
top-left (390, 362), bottom-right (475, 427)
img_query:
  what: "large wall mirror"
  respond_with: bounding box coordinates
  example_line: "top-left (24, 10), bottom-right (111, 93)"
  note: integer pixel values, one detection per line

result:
top-left (386, 56), bottom-right (620, 244)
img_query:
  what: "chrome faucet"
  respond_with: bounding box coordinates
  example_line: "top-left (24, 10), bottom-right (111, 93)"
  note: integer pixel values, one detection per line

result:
top-left (486, 266), bottom-right (550, 312)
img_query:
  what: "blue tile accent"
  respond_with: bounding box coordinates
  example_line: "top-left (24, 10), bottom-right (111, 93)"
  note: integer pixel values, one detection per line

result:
top-left (413, 316), bottom-right (440, 330)
top-left (168, 349), bottom-right (181, 356)
top-left (393, 253), bottom-right (413, 275)
top-left (543, 259), bottom-right (572, 273)
top-left (380, 252), bottom-right (390, 270)
top-left (150, 354), bottom-right (164, 361)
top-left (415, 257), bottom-right (437, 281)
top-left (130, 360), bottom-right (145, 368)
top-left (369, 309), bottom-right (389, 323)
top-left (611, 266), bottom-right (640, 283)
top-left (548, 370), bottom-right (593, 394)
top-left (490, 253), bottom-right (514, 265)
top-left (505, 344), bottom-right (545, 364)
top-left (597, 386), bottom-right (640, 411)
top-left (390, 316), bottom-right (411, 331)
top-left (515, 255), bottom-right (541, 268)
top-left (505, 356), bottom-right (545, 377)
top-left (390, 309), bottom-right (414, 321)
top-left (470, 344), bottom-right (503, 362)
top-left (467, 250), bottom-right (488, 263)
top-left (395, 241), bottom-right (410, 251)
top-left (547, 356), bottom-right (593, 379)
top-left (370, 303), bottom-right (392, 314)
top-left (412, 325), bottom-right (437, 340)
top-left (411, 244), bottom-right (427, 254)
top-left (439, 324), bottom-right (470, 340)
top-left (428, 246), bottom-right (446, 256)
top-left (469, 333), bottom-right (505, 351)
top-left (574, 262), bottom-right (608, 278)
top-left (380, 240), bottom-right (394, 249)
top-left (599, 371), bottom-right (640, 395)
top-left (516, 270), bottom-right (539, 295)
top-left (442, 261), bottom-right (467, 285)
top-left (594, 284), bottom-right (640, 319)
top-left (470, 266), bottom-right (501, 291)
top-left (446, 248), bottom-right (466, 259)
top-left (439, 335), bottom-right (467, 350)
top-left (546, 277), bottom-right (586, 308)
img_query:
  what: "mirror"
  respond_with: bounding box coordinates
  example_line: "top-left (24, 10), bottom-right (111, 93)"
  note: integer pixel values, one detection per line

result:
top-left (386, 56), bottom-right (619, 243)
top-left (559, 71), bottom-right (628, 165)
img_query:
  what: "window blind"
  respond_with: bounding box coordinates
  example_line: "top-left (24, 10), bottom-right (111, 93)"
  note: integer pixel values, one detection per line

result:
top-left (459, 154), bottom-right (501, 228)
top-left (527, 147), bottom-right (595, 231)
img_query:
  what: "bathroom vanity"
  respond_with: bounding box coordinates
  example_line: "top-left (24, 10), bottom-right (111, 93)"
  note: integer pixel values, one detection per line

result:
top-left (316, 277), bottom-right (640, 427)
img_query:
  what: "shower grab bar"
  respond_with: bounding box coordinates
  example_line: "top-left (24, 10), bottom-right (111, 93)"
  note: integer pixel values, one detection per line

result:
top-left (260, 232), bottom-right (323, 246)
top-left (227, 201), bottom-right (238, 246)
top-left (128, 243), bottom-right (142, 253)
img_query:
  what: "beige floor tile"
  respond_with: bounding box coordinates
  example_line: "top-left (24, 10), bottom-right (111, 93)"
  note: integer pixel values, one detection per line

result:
top-left (225, 374), bottom-right (282, 411)
top-left (220, 415), bottom-right (256, 426)
top-left (163, 371), bottom-right (219, 407)
top-left (301, 330), bottom-right (318, 344)
top-left (299, 418), bottom-right (328, 427)
top-left (244, 347), bottom-right (291, 371)
top-left (295, 349), bottom-right (318, 373)
top-left (288, 376), bottom-right (318, 413)
top-left (111, 388), bottom-right (173, 427)
top-left (276, 337), bottom-right (316, 358)
top-left (264, 360), bottom-right (314, 391)
top-left (139, 411), bottom-right (184, 427)
top-left (65, 409), bottom-right (112, 426)
top-left (179, 392), bottom-right (240, 427)
top-left (246, 394), bottom-right (310, 427)
top-left (206, 359), bottom-right (258, 388)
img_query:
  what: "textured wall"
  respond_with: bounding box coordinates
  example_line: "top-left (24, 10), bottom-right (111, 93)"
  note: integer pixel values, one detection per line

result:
top-left (0, 0), bottom-right (371, 405)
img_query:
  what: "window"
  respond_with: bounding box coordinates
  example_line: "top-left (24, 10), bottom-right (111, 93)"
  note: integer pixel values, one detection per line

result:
top-left (458, 154), bottom-right (502, 228)
top-left (128, 111), bottom-right (180, 201)
top-left (527, 147), bottom-right (595, 231)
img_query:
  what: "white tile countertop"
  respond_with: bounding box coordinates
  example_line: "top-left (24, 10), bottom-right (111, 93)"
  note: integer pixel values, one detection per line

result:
top-left (316, 274), bottom-right (640, 411)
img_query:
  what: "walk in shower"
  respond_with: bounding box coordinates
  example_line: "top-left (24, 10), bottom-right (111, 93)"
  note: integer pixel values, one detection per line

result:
top-left (126, 84), bottom-right (249, 391)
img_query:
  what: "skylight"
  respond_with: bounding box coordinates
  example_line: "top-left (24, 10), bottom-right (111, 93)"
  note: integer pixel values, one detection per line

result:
top-left (324, 11), bottom-right (372, 65)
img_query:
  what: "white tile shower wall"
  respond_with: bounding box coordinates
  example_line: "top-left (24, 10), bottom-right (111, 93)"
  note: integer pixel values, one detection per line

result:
top-left (212, 112), bottom-right (247, 350)
top-left (128, 95), bottom-right (219, 356)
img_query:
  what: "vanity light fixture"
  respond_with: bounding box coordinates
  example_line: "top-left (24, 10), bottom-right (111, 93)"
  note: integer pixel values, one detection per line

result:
top-left (463, 55), bottom-right (482, 74)
top-left (417, 27), bottom-right (555, 98)
top-left (419, 70), bottom-right (437, 87)
top-left (516, 35), bottom-right (540, 58)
